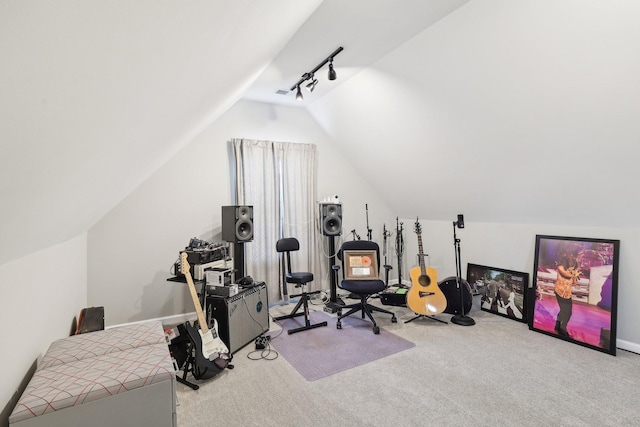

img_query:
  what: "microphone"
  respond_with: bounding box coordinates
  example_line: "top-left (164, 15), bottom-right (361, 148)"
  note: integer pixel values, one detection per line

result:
top-left (456, 214), bottom-right (465, 229)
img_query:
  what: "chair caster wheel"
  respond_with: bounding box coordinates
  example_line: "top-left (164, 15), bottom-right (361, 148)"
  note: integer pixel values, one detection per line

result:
top-left (373, 326), bottom-right (380, 334)
top-left (391, 316), bottom-right (397, 323)
top-left (336, 321), bottom-right (342, 329)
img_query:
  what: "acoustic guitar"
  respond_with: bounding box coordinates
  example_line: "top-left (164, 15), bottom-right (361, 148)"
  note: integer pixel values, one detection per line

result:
top-left (406, 219), bottom-right (448, 316)
top-left (180, 252), bottom-right (231, 379)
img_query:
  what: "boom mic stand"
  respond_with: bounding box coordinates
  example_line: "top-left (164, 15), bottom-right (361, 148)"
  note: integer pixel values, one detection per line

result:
top-left (451, 214), bottom-right (475, 326)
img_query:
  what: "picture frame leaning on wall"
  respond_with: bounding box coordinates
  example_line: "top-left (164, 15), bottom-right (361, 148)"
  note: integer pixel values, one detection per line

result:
top-left (529, 235), bottom-right (620, 355)
top-left (467, 263), bottom-right (528, 323)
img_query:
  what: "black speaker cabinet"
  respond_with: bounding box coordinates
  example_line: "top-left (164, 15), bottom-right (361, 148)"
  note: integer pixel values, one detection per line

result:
top-left (222, 205), bottom-right (254, 242)
top-left (205, 283), bottom-right (268, 354)
top-left (319, 203), bottom-right (342, 236)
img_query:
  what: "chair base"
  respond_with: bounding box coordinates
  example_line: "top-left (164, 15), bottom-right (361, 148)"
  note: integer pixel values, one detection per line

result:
top-left (274, 290), bottom-right (327, 335)
top-left (336, 298), bottom-right (397, 334)
top-left (404, 313), bottom-right (448, 325)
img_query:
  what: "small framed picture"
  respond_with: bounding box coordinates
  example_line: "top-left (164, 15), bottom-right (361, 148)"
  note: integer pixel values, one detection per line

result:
top-left (343, 250), bottom-right (378, 280)
top-left (467, 263), bottom-right (528, 323)
top-left (530, 235), bottom-right (619, 355)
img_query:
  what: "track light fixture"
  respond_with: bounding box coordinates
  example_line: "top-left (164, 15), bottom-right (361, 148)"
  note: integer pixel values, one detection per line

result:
top-left (305, 74), bottom-right (318, 92)
top-left (328, 59), bottom-right (336, 81)
top-left (290, 46), bottom-right (343, 101)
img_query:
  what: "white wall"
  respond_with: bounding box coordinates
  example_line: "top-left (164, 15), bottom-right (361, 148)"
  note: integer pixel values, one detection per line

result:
top-left (87, 99), bottom-right (396, 326)
top-left (399, 218), bottom-right (640, 352)
top-left (1, 234), bottom-right (87, 419)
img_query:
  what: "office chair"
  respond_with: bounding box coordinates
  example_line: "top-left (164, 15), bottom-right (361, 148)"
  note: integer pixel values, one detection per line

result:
top-left (273, 237), bottom-right (327, 334)
top-left (334, 240), bottom-right (397, 334)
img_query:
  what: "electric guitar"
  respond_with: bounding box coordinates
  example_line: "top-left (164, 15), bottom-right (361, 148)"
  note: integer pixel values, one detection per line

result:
top-left (180, 252), bottom-right (230, 379)
top-left (406, 219), bottom-right (448, 316)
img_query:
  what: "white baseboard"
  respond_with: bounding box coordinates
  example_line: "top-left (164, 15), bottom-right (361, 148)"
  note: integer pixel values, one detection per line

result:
top-left (617, 339), bottom-right (640, 355)
top-left (107, 312), bottom-right (197, 329)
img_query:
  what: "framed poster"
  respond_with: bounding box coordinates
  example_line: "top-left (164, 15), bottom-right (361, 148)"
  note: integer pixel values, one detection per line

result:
top-left (529, 235), bottom-right (619, 355)
top-left (467, 263), bottom-right (528, 323)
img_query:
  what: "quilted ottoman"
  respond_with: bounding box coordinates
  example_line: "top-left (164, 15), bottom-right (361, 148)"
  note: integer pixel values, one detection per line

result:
top-left (9, 321), bottom-right (176, 427)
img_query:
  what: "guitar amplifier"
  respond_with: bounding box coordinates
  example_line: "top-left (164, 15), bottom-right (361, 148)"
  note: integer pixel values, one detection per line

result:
top-left (206, 283), bottom-right (269, 354)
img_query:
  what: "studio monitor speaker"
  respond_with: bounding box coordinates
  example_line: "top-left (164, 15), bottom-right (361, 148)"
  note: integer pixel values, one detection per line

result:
top-left (319, 203), bottom-right (342, 236)
top-left (222, 205), bottom-right (254, 242)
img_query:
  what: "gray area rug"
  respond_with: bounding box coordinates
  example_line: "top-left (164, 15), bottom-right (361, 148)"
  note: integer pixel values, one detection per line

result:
top-left (269, 310), bottom-right (414, 381)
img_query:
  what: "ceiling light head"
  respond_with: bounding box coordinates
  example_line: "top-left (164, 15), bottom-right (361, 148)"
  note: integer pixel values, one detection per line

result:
top-left (305, 75), bottom-right (318, 92)
top-left (328, 59), bottom-right (337, 81)
top-left (295, 85), bottom-right (303, 101)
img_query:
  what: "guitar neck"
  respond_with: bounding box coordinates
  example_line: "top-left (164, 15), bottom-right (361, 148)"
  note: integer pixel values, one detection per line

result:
top-left (417, 233), bottom-right (426, 275)
top-left (185, 273), bottom-right (209, 334)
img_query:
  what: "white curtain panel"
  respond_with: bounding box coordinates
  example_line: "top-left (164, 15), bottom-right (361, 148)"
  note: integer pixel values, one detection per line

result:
top-left (231, 138), bottom-right (319, 304)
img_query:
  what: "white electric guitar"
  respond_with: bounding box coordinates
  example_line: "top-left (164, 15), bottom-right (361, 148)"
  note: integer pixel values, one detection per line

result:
top-left (180, 253), bottom-right (230, 374)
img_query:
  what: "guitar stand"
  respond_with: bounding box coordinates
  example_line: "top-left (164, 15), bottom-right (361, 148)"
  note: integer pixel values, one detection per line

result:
top-left (176, 340), bottom-right (200, 390)
top-left (404, 314), bottom-right (448, 325)
top-left (274, 289), bottom-right (328, 334)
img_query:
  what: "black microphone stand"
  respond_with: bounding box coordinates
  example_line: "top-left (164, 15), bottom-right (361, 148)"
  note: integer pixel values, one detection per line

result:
top-left (395, 217), bottom-right (408, 289)
top-left (382, 224), bottom-right (392, 285)
top-left (451, 216), bottom-right (475, 326)
top-left (365, 204), bottom-right (372, 241)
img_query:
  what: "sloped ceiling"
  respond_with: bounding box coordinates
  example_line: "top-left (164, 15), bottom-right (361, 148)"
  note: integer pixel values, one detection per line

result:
top-left (307, 0), bottom-right (640, 227)
top-left (0, 0), bottom-right (470, 266)
top-left (3, 0), bottom-right (639, 266)
top-left (0, 0), bottom-right (323, 265)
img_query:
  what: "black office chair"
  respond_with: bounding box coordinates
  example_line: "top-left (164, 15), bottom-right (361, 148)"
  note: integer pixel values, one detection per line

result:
top-left (334, 240), bottom-right (397, 334)
top-left (273, 237), bottom-right (327, 334)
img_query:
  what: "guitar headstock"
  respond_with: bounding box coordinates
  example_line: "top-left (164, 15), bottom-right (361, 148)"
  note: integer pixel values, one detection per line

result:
top-left (414, 218), bottom-right (422, 235)
top-left (180, 252), bottom-right (191, 275)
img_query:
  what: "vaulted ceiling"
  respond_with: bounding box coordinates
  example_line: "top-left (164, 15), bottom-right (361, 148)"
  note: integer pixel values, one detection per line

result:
top-left (3, 0), bottom-right (639, 266)
top-left (0, 0), bottom-right (469, 265)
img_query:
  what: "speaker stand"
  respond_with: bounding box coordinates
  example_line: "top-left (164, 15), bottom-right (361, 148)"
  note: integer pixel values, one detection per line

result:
top-left (232, 242), bottom-right (245, 280)
top-left (324, 235), bottom-right (344, 313)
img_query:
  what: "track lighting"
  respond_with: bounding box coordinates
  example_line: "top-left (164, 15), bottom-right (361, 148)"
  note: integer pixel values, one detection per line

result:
top-left (289, 46), bottom-right (343, 100)
top-left (328, 59), bottom-right (336, 81)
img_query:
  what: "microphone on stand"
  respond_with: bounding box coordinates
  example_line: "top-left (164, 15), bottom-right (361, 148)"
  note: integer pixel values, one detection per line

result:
top-left (451, 213), bottom-right (474, 326)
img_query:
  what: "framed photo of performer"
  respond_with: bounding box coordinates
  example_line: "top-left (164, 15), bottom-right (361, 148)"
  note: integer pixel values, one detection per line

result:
top-left (529, 235), bottom-right (620, 355)
top-left (467, 263), bottom-right (528, 323)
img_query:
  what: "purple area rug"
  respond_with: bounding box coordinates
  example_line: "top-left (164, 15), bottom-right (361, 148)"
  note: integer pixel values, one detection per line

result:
top-left (270, 310), bottom-right (414, 381)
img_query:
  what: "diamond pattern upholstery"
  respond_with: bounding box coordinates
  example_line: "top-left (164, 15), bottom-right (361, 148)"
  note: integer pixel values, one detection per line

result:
top-left (9, 322), bottom-right (175, 424)
top-left (39, 321), bottom-right (166, 369)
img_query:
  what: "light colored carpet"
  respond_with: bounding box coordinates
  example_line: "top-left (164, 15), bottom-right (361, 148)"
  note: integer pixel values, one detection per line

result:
top-left (176, 297), bottom-right (640, 427)
top-left (269, 310), bottom-right (414, 381)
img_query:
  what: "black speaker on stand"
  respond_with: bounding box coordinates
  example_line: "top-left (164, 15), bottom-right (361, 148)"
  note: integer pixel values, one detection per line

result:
top-left (319, 203), bottom-right (342, 237)
top-left (222, 205), bottom-right (254, 279)
top-left (319, 203), bottom-right (343, 313)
